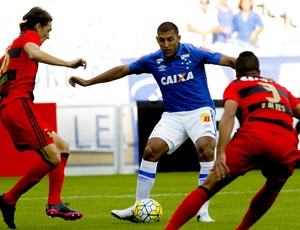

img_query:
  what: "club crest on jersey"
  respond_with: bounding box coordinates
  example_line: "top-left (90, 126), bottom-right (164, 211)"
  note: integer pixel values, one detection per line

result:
top-left (44, 128), bottom-right (52, 139)
top-left (200, 113), bottom-right (211, 122)
top-left (180, 54), bottom-right (190, 59)
top-left (161, 71), bottom-right (194, 85)
top-left (156, 58), bottom-right (164, 64)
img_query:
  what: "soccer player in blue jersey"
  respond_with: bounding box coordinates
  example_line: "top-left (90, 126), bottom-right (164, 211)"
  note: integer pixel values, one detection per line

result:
top-left (69, 21), bottom-right (236, 223)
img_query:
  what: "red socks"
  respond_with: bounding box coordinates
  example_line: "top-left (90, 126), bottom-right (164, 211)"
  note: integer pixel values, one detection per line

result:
top-left (47, 153), bottom-right (69, 205)
top-left (165, 187), bottom-right (209, 230)
top-left (235, 184), bottom-right (279, 230)
top-left (164, 181), bottom-right (281, 230)
top-left (4, 159), bottom-right (56, 205)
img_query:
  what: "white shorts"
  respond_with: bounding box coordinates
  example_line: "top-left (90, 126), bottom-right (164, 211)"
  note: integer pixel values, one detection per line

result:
top-left (149, 106), bottom-right (217, 154)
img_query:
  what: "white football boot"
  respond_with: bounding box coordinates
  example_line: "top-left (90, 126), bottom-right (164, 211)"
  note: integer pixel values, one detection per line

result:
top-left (197, 210), bottom-right (215, 222)
top-left (111, 206), bottom-right (138, 223)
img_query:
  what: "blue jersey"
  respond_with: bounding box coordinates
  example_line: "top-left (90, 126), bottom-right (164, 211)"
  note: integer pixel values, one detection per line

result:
top-left (129, 43), bottom-right (222, 112)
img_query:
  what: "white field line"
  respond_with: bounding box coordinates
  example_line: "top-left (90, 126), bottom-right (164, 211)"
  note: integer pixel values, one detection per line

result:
top-left (19, 188), bottom-right (300, 201)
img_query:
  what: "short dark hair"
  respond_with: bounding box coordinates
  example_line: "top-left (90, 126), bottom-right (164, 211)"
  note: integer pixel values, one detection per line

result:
top-left (19, 6), bottom-right (53, 31)
top-left (157, 22), bottom-right (179, 35)
top-left (235, 51), bottom-right (259, 74)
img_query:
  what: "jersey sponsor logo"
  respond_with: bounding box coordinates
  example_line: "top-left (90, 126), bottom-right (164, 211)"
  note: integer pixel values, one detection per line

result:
top-left (161, 71), bottom-right (194, 85)
top-left (200, 113), bottom-right (211, 122)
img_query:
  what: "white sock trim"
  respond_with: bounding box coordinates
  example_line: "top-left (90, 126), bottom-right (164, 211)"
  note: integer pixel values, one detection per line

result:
top-left (141, 159), bottom-right (158, 169)
top-left (199, 161), bottom-right (214, 168)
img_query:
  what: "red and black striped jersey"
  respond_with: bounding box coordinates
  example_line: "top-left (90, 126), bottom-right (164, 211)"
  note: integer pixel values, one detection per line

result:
top-left (223, 76), bottom-right (300, 130)
top-left (0, 30), bottom-right (41, 105)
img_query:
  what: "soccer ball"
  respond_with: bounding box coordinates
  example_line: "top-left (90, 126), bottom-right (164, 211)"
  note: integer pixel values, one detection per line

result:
top-left (133, 198), bottom-right (162, 223)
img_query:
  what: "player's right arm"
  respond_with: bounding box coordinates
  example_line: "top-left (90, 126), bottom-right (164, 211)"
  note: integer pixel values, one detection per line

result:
top-left (219, 54), bottom-right (236, 69)
top-left (69, 64), bottom-right (131, 87)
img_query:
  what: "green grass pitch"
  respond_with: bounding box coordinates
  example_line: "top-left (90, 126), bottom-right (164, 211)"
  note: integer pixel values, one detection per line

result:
top-left (0, 169), bottom-right (299, 229)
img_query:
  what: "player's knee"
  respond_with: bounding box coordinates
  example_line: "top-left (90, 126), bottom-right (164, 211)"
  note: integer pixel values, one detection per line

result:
top-left (42, 150), bottom-right (61, 166)
top-left (196, 141), bottom-right (215, 161)
top-left (197, 148), bottom-right (215, 161)
top-left (49, 154), bottom-right (61, 166)
top-left (58, 140), bottom-right (70, 153)
top-left (143, 147), bottom-right (162, 161)
top-left (53, 133), bottom-right (70, 153)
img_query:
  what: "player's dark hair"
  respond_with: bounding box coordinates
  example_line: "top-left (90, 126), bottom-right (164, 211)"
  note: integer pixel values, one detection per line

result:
top-left (235, 51), bottom-right (259, 74)
top-left (19, 6), bottom-right (53, 31)
top-left (157, 22), bottom-right (179, 35)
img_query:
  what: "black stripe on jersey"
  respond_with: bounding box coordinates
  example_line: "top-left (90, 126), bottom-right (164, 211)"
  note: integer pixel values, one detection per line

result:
top-left (21, 98), bottom-right (48, 148)
top-left (239, 85), bottom-right (289, 100)
top-left (8, 47), bottom-right (22, 58)
top-left (249, 117), bottom-right (293, 131)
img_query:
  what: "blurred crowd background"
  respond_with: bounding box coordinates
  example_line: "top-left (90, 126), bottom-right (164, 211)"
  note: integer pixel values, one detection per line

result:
top-left (184, 0), bottom-right (300, 57)
top-left (0, 0), bottom-right (299, 62)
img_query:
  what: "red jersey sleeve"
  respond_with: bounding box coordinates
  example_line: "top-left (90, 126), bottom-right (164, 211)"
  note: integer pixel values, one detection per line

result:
top-left (223, 81), bottom-right (240, 105)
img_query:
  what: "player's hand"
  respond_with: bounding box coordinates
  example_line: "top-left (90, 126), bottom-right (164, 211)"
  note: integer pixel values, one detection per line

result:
top-left (69, 76), bottom-right (87, 87)
top-left (69, 58), bottom-right (87, 69)
top-left (213, 152), bottom-right (229, 181)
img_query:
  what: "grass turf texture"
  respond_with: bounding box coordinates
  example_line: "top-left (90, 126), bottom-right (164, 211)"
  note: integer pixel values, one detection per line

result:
top-left (0, 169), bottom-right (299, 229)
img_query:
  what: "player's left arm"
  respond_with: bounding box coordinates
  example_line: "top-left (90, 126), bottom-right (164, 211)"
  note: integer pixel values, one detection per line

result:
top-left (219, 54), bottom-right (236, 69)
top-left (215, 99), bottom-right (238, 180)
